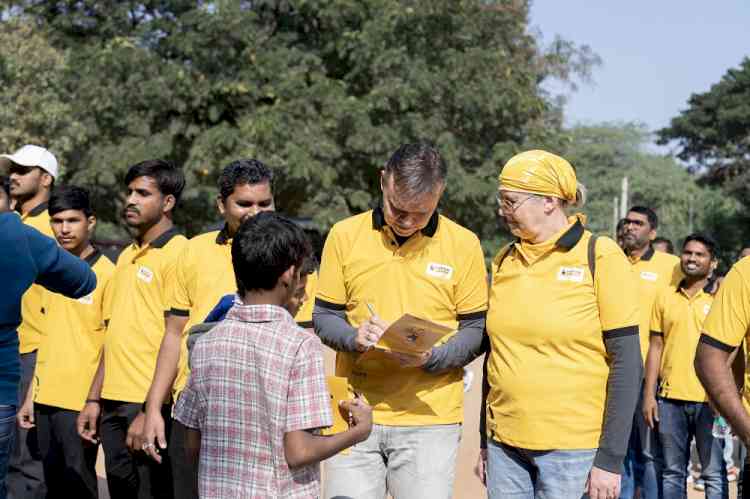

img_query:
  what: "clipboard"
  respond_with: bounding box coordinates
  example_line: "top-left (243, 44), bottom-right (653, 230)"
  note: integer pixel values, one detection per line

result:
top-left (322, 376), bottom-right (351, 435)
top-left (373, 314), bottom-right (453, 355)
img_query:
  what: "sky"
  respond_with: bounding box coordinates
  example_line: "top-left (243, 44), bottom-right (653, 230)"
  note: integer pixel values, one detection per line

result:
top-left (529, 1), bottom-right (750, 143)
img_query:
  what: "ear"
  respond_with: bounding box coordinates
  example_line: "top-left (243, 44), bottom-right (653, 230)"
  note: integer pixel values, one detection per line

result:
top-left (87, 215), bottom-right (97, 233)
top-left (40, 172), bottom-right (54, 189)
top-left (648, 229), bottom-right (657, 241)
top-left (279, 265), bottom-right (297, 289)
top-left (380, 170), bottom-right (388, 191)
top-left (216, 196), bottom-right (226, 216)
top-left (162, 194), bottom-right (176, 213)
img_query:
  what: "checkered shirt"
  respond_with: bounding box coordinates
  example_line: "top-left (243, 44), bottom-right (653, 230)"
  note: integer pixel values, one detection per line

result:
top-left (174, 303), bottom-right (332, 498)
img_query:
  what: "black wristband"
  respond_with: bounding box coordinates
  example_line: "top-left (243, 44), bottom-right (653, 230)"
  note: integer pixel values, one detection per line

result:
top-left (141, 401), bottom-right (148, 413)
top-left (85, 399), bottom-right (100, 405)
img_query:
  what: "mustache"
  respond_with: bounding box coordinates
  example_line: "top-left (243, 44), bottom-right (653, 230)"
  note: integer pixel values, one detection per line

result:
top-left (124, 205), bottom-right (140, 215)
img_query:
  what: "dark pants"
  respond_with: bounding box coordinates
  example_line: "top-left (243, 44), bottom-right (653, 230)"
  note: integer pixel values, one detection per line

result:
top-left (100, 400), bottom-right (173, 499)
top-left (0, 405), bottom-right (17, 499)
top-left (169, 418), bottom-right (198, 499)
top-left (7, 351), bottom-right (45, 499)
top-left (35, 404), bottom-right (98, 499)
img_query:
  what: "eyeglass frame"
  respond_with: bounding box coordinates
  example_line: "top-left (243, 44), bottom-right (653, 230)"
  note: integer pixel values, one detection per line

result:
top-left (495, 191), bottom-right (539, 214)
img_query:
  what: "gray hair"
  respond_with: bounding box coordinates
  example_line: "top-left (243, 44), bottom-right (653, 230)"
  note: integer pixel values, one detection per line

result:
top-left (383, 142), bottom-right (447, 196)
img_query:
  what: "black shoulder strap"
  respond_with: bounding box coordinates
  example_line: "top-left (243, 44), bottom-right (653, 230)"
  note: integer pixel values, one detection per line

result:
top-left (588, 234), bottom-right (598, 280)
top-left (496, 244), bottom-right (515, 272)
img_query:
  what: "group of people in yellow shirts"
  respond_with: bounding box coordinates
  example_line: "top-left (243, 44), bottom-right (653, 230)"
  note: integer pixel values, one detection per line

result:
top-left (3, 141), bottom-right (750, 499)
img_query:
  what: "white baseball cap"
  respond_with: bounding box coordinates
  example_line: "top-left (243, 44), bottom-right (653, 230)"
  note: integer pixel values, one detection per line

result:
top-left (0, 145), bottom-right (59, 179)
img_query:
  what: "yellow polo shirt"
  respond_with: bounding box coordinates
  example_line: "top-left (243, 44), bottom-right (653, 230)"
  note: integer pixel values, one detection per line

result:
top-left (170, 228), bottom-right (236, 395)
top-left (702, 256), bottom-right (750, 412)
top-left (650, 283), bottom-right (713, 403)
top-left (629, 247), bottom-right (682, 361)
top-left (18, 202), bottom-right (53, 354)
top-left (294, 271), bottom-right (318, 329)
top-left (486, 218), bottom-right (639, 450)
top-left (316, 208), bottom-right (488, 426)
top-left (102, 228), bottom-right (187, 403)
top-left (34, 251), bottom-right (115, 411)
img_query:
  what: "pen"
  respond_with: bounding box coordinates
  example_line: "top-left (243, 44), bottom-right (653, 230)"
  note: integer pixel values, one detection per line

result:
top-left (366, 302), bottom-right (377, 318)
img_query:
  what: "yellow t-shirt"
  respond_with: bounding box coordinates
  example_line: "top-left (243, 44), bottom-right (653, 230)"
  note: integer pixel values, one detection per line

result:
top-left (34, 251), bottom-right (115, 411)
top-left (650, 284), bottom-right (713, 402)
top-left (702, 256), bottom-right (750, 412)
top-left (294, 271), bottom-right (318, 328)
top-left (170, 229), bottom-right (236, 395)
top-left (629, 247), bottom-right (682, 362)
top-left (101, 228), bottom-right (187, 403)
top-left (486, 218), bottom-right (639, 450)
top-left (316, 209), bottom-right (488, 425)
top-left (18, 202), bottom-right (53, 354)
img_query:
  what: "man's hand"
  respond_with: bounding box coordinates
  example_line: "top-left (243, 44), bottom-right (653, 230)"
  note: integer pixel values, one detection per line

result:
top-left (339, 397), bottom-right (372, 443)
top-left (585, 466), bottom-right (620, 499)
top-left (385, 350), bottom-right (432, 368)
top-left (141, 409), bottom-right (168, 463)
top-left (126, 411), bottom-right (146, 452)
top-left (354, 317), bottom-right (389, 352)
top-left (17, 396), bottom-right (35, 429)
top-left (77, 401), bottom-right (101, 444)
top-left (642, 395), bottom-right (659, 429)
top-left (474, 448), bottom-right (488, 486)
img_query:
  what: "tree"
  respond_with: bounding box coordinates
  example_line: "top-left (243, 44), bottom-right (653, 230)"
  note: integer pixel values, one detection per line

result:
top-left (5, 0), bottom-right (598, 244)
top-left (657, 57), bottom-right (750, 202)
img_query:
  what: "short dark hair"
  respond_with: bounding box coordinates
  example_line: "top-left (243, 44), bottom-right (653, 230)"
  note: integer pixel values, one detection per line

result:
top-left (124, 159), bottom-right (185, 202)
top-left (683, 233), bottom-right (718, 259)
top-left (384, 142), bottom-right (447, 195)
top-left (652, 237), bottom-right (674, 254)
top-left (300, 253), bottom-right (319, 277)
top-left (49, 186), bottom-right (93, 217)
top-left (219, 159), bottom-right (274, 201)
top-left (628, 206), bottom-right (658, 229)
top-left (232, 212), bottom-right (312, 293)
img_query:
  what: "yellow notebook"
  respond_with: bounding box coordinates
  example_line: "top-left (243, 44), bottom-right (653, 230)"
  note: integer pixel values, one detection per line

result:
top-left (322, 376), bottom-right (351, 435)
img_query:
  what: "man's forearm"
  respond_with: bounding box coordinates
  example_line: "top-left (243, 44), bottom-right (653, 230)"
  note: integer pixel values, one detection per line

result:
top-left (86, 352), bottom-right (106, 400)
top-left (424, 318), bottom-right (486, 372)
top-left (145, 315), bottom-right (188, 412)
top-left (642, 335), bottom-right (663, 399)
top-left (312, 304), bottom-right (358, 352)
top-left (696, 339), bottom-right (750, 442)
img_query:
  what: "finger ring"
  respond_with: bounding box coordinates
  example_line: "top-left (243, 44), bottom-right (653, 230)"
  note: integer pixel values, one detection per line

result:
top-left (142, 442), bottom-right (154, 450)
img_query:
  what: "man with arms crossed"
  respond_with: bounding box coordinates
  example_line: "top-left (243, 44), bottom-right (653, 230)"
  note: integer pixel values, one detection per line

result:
top-left (314, 142), bottom-right (488, 499)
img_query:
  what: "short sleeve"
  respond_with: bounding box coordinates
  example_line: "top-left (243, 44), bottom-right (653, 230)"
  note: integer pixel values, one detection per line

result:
top-left (160, 240), bottom-right (187, 313)
top-left (285, 336), bottom-right (332, 432)
top-left (170, 244), bottom-right (193, 315)
top-left (703, 262), bottom-right (750, 348)
top-left (95, 268), bottom-right (115, 332)
top-left (594, 238), bottom-right (639, 332)
top-left (316, 226), bottom-right (347, 307)
top-left (455, 235), bottom-right (488, 318)
top-left (650, 288), bottom-right (665, 335)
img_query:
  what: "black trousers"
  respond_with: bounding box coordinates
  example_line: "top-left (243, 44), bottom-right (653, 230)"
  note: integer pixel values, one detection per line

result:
top-left (100, 400), bottom-right (173, 499)
top-left (169, 418), bottom-right (198, 499)
top-left (35, 404), bottom-right (98, 499)
top-left (7, 351), bottom-right (45, 499)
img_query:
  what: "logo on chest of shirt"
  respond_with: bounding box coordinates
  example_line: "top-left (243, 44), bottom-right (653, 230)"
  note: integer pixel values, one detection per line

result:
top-left (557, 266), bottom-right (585, 283)
top-left (640, 271), bottom-right (658, 282)
top-left (425, 262), bottom-right (454, 280)
top-left (136, 265), bottom-right (154, 283)
top-left (704, 304), bottom-right (711, 316)
top-left (77, 293), bottom-right (94, 305)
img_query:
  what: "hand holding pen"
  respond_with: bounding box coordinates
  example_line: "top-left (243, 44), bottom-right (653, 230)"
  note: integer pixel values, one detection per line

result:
top-left (353, 303), bottom-right (389, 352)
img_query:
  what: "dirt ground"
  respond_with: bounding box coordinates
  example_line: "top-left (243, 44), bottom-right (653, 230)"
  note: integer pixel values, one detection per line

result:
top-left (95, 347), bottom-right (734, 498)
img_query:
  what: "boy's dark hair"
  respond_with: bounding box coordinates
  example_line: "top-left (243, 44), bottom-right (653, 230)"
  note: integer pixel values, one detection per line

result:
top-left (124, 159), bottom-right (185, 202)
top-left (384, 142), bottom-right (447, 196)
top-left (219, 159), bottom-right (274, 201)
top-left (232, 212), bottom-right (312, 294)
top-left (0, 175), bottom-right (9, 197)
top-left (300, 253), bottom-right (319, 277)
top-left (652, 236), bottom-right (674, 254)
top-left (49, 185), bottom-right (94, 217)
top-left (628, 206), bottom-right (658, 229)
top-left (683, 233), bottom-right (719, 259)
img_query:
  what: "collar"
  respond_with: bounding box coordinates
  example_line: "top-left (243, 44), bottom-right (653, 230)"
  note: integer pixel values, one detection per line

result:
top-left (215, 224), bottom-right (232, 245)
top-left (371, 207), bottom-right (439, 238)
top-left (20, 201), bottom-right (48, 218)
top-left (641, 246), bottom-right (655, 261)
top-left (555, 218), bottom-right (585, 251)
top-left (676, 278), bottom-right (713, 296)
top-left (83, 248), bottom-right (103, 268)
top-left (146, 227), bottom-right (181, 249)
top-left (225, 303), bottom-right (294, 324)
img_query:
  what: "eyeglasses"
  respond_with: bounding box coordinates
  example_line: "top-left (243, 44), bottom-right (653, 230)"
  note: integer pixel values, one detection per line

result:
top-left (496, 193), bottom-right (536, 214)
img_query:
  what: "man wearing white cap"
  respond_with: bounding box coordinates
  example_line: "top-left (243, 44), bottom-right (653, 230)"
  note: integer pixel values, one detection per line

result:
top-left (0, 144), bottom-right (58, 499)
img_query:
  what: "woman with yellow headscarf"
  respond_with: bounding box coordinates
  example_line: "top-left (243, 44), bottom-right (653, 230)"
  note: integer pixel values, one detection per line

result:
top-left (475, 150), bottom-right (643, 499)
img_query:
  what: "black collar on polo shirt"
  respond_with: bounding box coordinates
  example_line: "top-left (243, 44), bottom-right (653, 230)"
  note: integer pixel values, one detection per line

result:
top-left (148, 226), bottom-right (181, 249)
top-left (371, 206), bottom-right (439, 238)
top-left (555, 219), bottom-right (585, 251)
top-left (640, 245), bottom-right (656, 261)
top-left (215, 224), bottom-right (231, 245)
top-left (83, 248), bottom-right (103, 268)
top-left (21, 201), bottom-right (48, 217)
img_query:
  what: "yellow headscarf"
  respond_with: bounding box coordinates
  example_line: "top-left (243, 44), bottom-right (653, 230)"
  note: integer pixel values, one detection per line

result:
top-left (498, 150), bottom-right (577, 203)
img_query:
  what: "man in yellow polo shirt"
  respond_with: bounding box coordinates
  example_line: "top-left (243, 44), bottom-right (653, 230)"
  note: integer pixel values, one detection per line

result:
top-left (127, 159), bottom-right (276, 499)
top-left (16, 186), bottom-right (115, 499)
top-left (76, 159), bottom-right (187, 499)
top-left (1, 144), bottom-right (58, 499)
top-left (620, 205), bottom-right (682, 499)
top-left (314, 143), bottom-right (488, 499)
top-left (642, 234), bottom-right (728, 498)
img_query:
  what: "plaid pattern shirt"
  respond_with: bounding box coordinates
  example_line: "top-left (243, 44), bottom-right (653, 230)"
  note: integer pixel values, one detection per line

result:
top-left (174, 303), bottom-right (332, 499)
